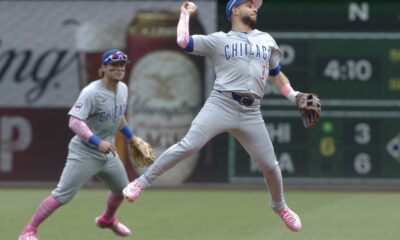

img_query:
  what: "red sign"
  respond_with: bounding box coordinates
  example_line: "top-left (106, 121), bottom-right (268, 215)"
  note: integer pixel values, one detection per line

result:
top-left (0, 109), bottom-right (73, 181)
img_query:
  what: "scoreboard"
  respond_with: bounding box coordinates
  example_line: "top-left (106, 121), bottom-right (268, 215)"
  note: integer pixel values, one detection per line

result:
top-left (223, 1), bottom-right (400, 183)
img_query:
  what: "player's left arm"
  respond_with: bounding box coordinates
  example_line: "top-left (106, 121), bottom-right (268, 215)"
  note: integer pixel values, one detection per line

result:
top-left (268, 40), bottom-right (321, 128)
top-left (267, 41), bottom-right (299, 104)
top-left (119, 117), bottom-right (155, 165)
top-left (269, 70), bottom-right (299, 105)
top-left (270, 70), bottom-right (321, 129)
top-left (119, 116), bottom-right (137, 143)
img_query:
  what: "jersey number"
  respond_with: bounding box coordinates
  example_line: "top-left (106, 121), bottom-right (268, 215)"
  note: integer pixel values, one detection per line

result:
top-left (261, 64), bottom-right (267, 81)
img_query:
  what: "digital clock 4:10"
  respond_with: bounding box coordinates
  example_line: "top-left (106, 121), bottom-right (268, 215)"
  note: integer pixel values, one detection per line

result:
top-left (323, 59), bottom-right (373, 81)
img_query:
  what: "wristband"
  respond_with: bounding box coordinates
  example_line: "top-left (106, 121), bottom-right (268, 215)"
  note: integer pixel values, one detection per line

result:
top-left (120, 125), bottom-right (134, 139)
top-left (280, 83), bottom-right (299, 105)
top-left (88, 134), bottom-right (101, 146)
top-left (287, 90), bottom-right (299, 105)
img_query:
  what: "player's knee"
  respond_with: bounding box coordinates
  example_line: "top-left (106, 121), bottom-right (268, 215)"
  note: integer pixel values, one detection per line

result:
top-left (52, 195), bottom-right (70, 205)
top-left (180, 129), bottom-right (209, 152)
top-left (257, 159), bottom-right (279, 174)
top-left (51, 190), bottom-right (77, 205)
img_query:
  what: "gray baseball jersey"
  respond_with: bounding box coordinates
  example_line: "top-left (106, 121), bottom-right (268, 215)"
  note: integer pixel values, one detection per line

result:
top-left (191, 30), bottom-right (282, 97)
top-left (52, 80), bottom-right (129, 204)
top-left (137, 29), bottom-right (287, 211)
top-left (69, 80), bottom-right (128, 146)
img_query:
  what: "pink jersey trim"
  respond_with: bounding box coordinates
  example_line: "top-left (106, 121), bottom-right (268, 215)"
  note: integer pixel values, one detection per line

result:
top-left (69, 116), bottom-right (94, 142)
top-left (177, 11), bottom-right (190, 48)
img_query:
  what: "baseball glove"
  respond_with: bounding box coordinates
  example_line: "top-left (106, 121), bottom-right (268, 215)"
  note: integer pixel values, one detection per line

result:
top-left (296, 92), bottom-right (321, 129)
top-left (130, 137), bottom-right (155, 167)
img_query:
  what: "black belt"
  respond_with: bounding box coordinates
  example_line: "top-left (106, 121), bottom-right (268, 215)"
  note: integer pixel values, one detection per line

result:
top-left (217, 91), bottom-right (255, 106)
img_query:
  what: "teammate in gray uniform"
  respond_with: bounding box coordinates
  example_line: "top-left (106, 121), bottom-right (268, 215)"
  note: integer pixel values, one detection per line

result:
top-left (19, 49), bottom-right (141, 240)
top-left (124, 0), bottom-right (303, 232)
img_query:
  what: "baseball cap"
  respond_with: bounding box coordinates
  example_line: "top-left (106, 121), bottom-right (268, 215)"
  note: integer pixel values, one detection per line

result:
top-left (226, 0), bottom-right (263, 21)
top-left (101, 49), bottom-right (129, 65)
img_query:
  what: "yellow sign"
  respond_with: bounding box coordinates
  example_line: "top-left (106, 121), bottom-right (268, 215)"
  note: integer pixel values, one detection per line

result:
top-left (389, 78), bottom-right (400, 91)
top-left (389, 49), bottom-right (400, 62)
top-left (320, 137), bottom-right (336, 157)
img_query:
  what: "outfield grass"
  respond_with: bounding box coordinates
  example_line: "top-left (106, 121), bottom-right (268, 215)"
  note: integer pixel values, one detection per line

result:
top-left (1, 188), bottom-right (399, 240)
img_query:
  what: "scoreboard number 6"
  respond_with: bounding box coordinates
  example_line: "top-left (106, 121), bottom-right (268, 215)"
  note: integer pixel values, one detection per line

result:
top-left (354, 153), bottom-right (372, 175)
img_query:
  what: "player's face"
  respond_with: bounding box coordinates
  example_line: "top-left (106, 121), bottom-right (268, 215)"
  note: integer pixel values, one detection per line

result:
top-left (104, 61), bottom-right (126, 81)
top-left (237, 1), bottom-right (258, 28)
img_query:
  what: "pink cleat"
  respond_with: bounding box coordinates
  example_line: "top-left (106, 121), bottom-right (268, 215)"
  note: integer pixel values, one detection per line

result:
top-left (18, 227), bottom-right (38, 240)
top-left (278, 207), bottom-right (302, 232)
top-left (122, 180), bottom-right (143, 202)
top-left (95, 216), bottom-right (131, 237)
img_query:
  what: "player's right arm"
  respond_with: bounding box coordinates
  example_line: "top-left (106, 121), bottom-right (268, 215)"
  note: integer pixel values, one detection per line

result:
top-left (68, 116), bottom-right (116, 154)
top-left (176, 2), bottom-right (221, 58)
top-left (68, 88), bottom-right (115, 154)
top-left (177, 1), bottom-right (196, 50)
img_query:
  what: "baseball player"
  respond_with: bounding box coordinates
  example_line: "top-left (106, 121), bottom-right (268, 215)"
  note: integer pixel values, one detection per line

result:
top-left (124, 0), bottom-right (303, 232)
top-left (18, 49), bottom-right (142, 240)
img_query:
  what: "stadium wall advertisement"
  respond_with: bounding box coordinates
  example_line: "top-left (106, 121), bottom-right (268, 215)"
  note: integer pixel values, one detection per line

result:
top-left (0, 1), bottom-right (217, 183)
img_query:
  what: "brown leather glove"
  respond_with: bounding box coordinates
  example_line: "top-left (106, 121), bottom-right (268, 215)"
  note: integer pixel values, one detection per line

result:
top-left (130, 137), bottom-right (155, 167)
top-left (296, 93), bottom-right (321, 129)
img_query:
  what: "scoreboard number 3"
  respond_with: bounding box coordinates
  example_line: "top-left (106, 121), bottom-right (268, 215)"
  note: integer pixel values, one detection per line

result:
top-left (354, 123), bottom-right (371, 144)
